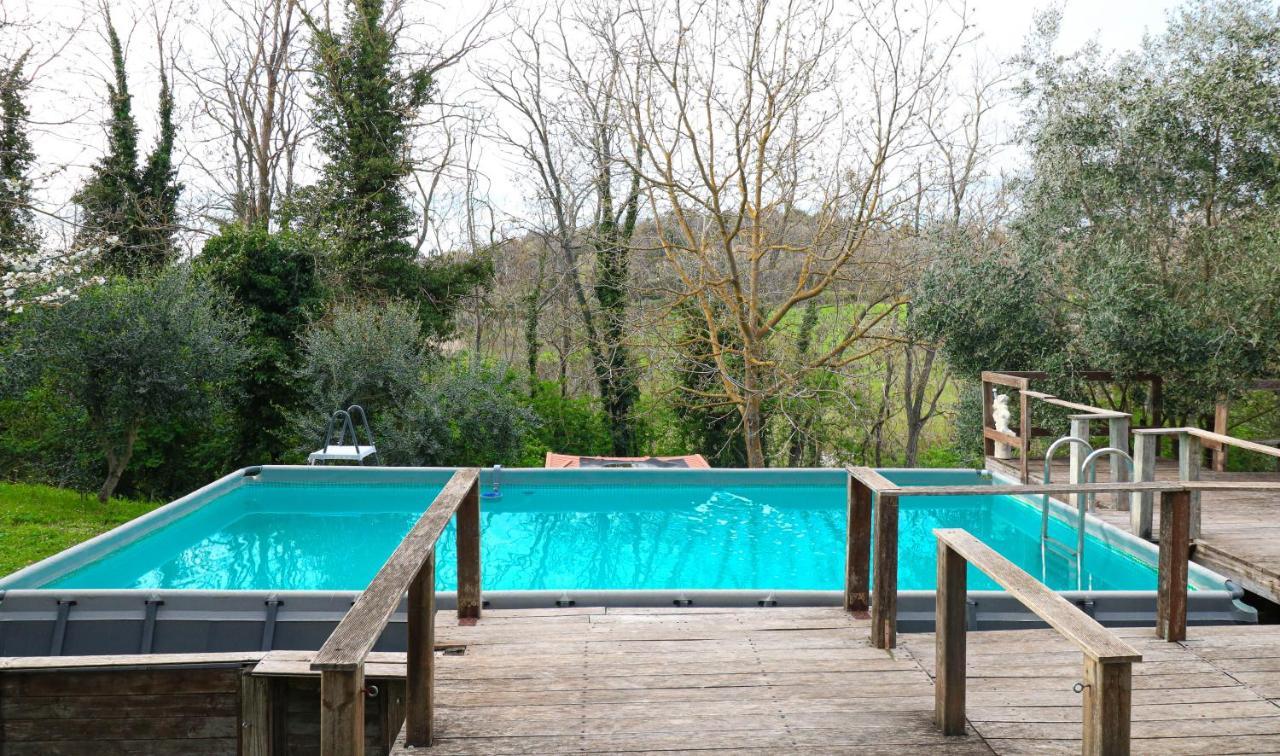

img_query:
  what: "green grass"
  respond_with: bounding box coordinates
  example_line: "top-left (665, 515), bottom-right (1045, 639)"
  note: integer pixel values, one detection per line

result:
top-left (0, 483), bottom-right (159, 577)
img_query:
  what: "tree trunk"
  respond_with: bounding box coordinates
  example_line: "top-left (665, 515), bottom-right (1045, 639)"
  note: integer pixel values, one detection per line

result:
top-left (99, 425), bottom-right (139, 503)
top-left (743, 363), bottom-right (766, 467)
top-left (524, 252), bottom-right (546, 396)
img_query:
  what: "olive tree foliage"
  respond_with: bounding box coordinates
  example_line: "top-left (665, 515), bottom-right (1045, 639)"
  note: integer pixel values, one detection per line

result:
top-left (915, 1), bottom-right (1280, 420)
top-left (290, 301), bottom-right (537, 466)
top-left (2, 269), bottom-right (250, 501)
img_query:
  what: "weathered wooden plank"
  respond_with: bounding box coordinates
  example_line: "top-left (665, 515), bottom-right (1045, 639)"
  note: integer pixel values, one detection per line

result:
top-left (983, 371), bottom-right (1031, 390)
top-left (845, 474), bottom-right (872, 612)
top-left (319, 668), bottom-right (364, 756)
top-left (983, 426), bottom-right (1023, 449)
top-left (313, 468), bottom-right (479, 672)
top-left (0, 651), bottom-right (264, 672)
top-left (1130, 431), bottom-right (1156, 538)
top-left (455, 476), bottom-right (482, 620)
top-left (405, 552), bottom-right (435, 747)
top-left (1, 715), bottom-right (239, 741)
top-left (870, 493), bottom-right (898, 649)
top-left (1082, 658), bottom-right (1132, 755)
top-left (0, 739), bottom-right (237, 755)
top-left (932, 530), bottom-right (1140, 663)
top-left (4, 668), bottom-right (241, 697)
top-left (1156, 490), bottom-right (1190, 643)
top-left (846, 465), bottom-right (897, 492)
top-left (240, 672), bottom-right (271, 756)
top-left (935, 540), bottom-right (967, 736)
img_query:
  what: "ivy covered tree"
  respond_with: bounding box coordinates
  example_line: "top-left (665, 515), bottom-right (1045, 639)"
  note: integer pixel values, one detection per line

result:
top-left (201, 224), bottom-right (325, 463)
top-left (301, 0), bottom-right (488, 336)
top-left (73, 17), bottom-right (182, 276)
top-left (0, 53), bottom-right (39, 263)
top-left (670, 301), bottom-right (755, 467)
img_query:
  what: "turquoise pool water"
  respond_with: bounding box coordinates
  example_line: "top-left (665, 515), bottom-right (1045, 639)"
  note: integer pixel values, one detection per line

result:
top-left (41, 470), bottom-right (1161, 592)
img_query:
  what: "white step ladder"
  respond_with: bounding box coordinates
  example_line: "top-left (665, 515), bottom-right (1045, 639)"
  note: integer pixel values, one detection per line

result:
top-left (308, 405), bottom-right (378, 465)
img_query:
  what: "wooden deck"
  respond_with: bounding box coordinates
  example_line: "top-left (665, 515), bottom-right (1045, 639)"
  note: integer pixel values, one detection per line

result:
top-left (358, 606), bottom-right (1280, 755)
top-left (990, 455), bottom-right (1280, 603)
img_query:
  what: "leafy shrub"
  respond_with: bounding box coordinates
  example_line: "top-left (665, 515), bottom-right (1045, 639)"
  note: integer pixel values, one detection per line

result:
top-left (1, 268), bottom-right (249, 500)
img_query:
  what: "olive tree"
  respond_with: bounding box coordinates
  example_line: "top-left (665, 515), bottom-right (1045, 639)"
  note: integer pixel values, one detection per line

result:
top-left (915, 2), bottom-right (1280, 421)
top-left (4, 269), bottom-right (249, 500)
top-left (290, 301), bottom-right (538, 466)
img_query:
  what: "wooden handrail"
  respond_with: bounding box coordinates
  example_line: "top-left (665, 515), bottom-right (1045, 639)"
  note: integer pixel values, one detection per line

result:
top-left (312, 468), bottom-right (480, 671)
top-left (934, 530), bottom-right (1141, 662)
top-left (844, 470), bottom-right (1277, 654)
top-left (933, 528), bottom-right (1142, 754)
top-left (867, 481), bottom-right (1192, 497)
top-left (847, 466), bottom-right (897, 492)
top-left (313, 468), bottom-right (481, 755)
top-left (983, 372), bottom-right (1140, 486)
top-left (1024, 390), bottom-right (1129, 419)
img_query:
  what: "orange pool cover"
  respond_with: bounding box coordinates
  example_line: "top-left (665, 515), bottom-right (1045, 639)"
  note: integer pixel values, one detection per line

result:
top-left (544, 453), bottom-right (711, 469)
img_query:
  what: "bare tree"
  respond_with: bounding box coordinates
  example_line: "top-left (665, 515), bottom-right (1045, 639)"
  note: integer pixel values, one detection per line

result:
top-left (481, 4), bottom-right (646, 455)
top-left (180, 0), bottom-right (310, 227)
top-left (621, 0), bottom-right (971, 466)
top-left (895, 61), bottom-right (1009, 464)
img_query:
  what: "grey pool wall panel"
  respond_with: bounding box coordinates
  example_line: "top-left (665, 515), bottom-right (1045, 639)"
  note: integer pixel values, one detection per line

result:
top-left (0, 586), bottom-right (1255, 657)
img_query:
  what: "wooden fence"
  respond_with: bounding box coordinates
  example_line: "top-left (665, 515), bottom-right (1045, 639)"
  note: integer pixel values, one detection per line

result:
top-left (844, 469), bottom-right (1280, 753)
top-left (310, 468), bottom-right (480, 756)
top-left (844, 468), bottom-right (1280, 648)
top-left (1132, 427), bottom-right (1280, 539)
top-left (934, 528), bottom-right (1142, 755)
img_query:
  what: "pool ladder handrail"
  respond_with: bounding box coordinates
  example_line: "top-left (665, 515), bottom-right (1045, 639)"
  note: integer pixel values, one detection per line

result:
top-left (1041, 435), bottom-right (1093, 560)
top-left (1079, 447), bottom-right (1135, 543)
top-left (314, 404), bottom-right (378, 464)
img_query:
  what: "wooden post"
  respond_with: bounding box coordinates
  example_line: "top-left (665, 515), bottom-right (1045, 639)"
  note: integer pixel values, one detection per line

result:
top-left (1109, 416), bottom-right (1131, 509)
top-left (935, 541), bottom-right (967, 736)
top-left (1212, 400), bottom-right (1229, 472)
top-left (1019, 389), bottom-right (1031, 484)
top-left (1149, 377), bottom-right (1164, 455)
top-left (320, 667), bottom-right (365, 756)
top-left (1130, 433), bottom-right (1156, 540)
top-left (1178, 432), bottom-right (1202, 539)
top-left (1156, 490), bottom-right (1190, 643)
top-left (845, 476), bottom-right (872, 612)
top-left (456, 476), bottom-right (482, 620)
top-left (240, 673), bottom-right (271, 756)
top-left (871, 493), bottom-right (899, 649)
top-left (1070, 416), bottom-right (1091, 511)
top-left (405, 553), bottom-right (436, 746)
top-left (982, 378), bottom-right (995, 458)
top-left (1082, 657), bottom-right (1133, 756)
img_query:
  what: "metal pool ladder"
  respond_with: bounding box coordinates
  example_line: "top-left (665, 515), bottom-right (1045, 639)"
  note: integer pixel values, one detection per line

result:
top-left (308, 404), bottom-right (378, 465)
top-left (1041, 435), bottom-right (1094, 559)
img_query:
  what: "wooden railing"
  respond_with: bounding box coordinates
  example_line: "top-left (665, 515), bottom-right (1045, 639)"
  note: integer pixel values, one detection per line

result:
top-left (933, 528), bottom-right (1143, 755)
top-left (1131, 427), bottom-right (1280, 540)
top-left (311, 468), bottom-right (480, 756)
top-left (845, 469), bottom-right (1245, 650)
top-left (981, 371), bottom-right (1136, 488)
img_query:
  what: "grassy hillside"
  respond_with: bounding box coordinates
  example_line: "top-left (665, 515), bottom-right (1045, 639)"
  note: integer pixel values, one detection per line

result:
top-left (0, 483), bottom-right (158, 577)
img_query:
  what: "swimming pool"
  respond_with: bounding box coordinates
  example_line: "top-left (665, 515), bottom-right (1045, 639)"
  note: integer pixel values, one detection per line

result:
top-left (0, 466), bottom-right (1254, 655)
top-left (32, 470), bottom-right (1158, 593)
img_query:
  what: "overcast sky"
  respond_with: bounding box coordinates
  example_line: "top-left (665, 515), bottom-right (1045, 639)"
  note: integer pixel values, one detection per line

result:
top-left (5, 0), bottom-right (1188, 251)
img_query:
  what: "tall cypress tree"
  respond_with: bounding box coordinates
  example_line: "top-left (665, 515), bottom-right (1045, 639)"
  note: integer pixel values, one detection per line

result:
top-left (0, 53), bottom-right (40, 262)
top-left (305, 0), bottom-right (487, 336)
top-left (74, 17), bottom-right (182, 276)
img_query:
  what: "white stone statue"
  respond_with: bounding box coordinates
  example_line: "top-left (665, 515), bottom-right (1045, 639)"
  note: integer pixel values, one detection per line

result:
top-left (992, 392), bottom-right (1013, 459)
